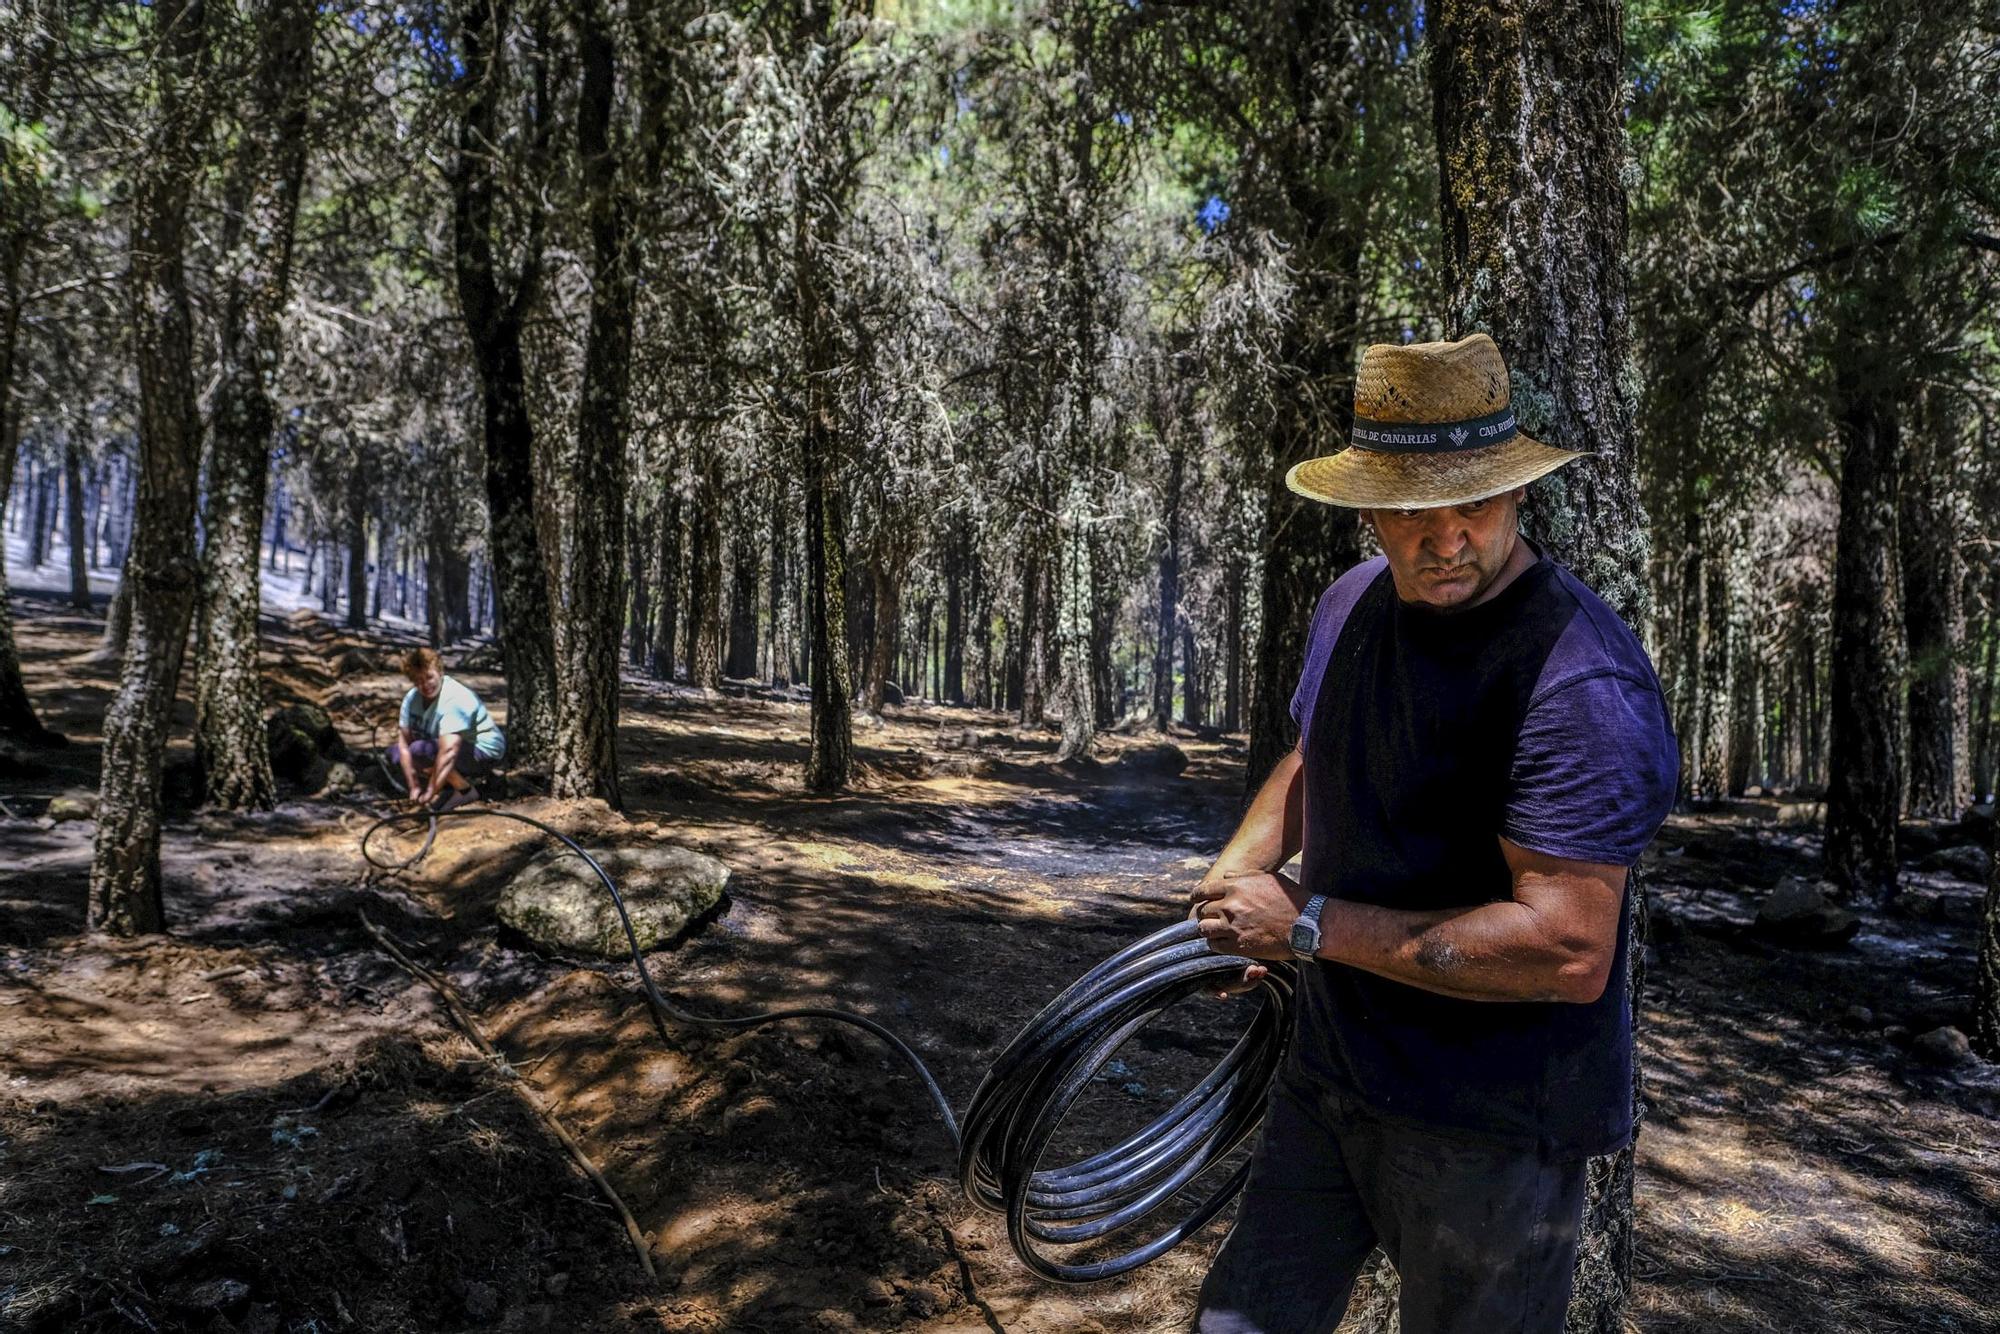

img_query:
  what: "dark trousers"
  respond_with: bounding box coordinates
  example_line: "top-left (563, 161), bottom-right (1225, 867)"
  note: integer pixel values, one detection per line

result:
top-left (385, 739), bottom-right (494, 781)
top-left (1194, 1073), bottom-right (1588, 1334)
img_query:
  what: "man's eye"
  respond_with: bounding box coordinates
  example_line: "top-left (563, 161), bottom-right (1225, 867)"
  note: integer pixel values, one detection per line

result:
top-left (1460, 501), bottom-right (1488, 516)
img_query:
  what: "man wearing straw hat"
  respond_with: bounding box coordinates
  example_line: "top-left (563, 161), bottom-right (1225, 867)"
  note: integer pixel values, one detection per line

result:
top-left (1188, 334), bottom-right (1677, 1333)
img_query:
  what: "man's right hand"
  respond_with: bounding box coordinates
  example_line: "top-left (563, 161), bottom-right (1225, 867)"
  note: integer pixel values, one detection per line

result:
top-left (407, 782), bottom-right (423, 802)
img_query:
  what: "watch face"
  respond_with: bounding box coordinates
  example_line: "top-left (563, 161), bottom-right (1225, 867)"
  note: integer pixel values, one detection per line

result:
top-left (1289, 922), bottom-right (1315, 954)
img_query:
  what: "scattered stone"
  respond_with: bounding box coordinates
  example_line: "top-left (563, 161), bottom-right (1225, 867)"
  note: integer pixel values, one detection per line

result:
top-left (1751, 876), bottom-right (1860, 948)
top-left (1881, 1025), bottom-right (1911, 1045)
top-left (543, 1272), bottom-right (570, 1296)
top-left (861, 1276), bottom-right (896, 1306)
top-left (313, 761), bottom-right (359, 796)
top-left (1947, 803), bottom-right (1995, 848)
top-left (937, 728), bottom-right (981, 751)
top-left (164, 1277), bottom-right (250, 1313)
top-left (328, 648), bottom-right (379, 678)
top-left (45, 789), bottom-right (97, 822)
top-left (721, 1093), bottom-right (780, 1135)
top-left (1743, 784), bottom-right (1764, 798)
top-left (497, 844), bottom-right (729, 959)
top-left (461, 1279), bottom-right (501, 1322)
top-left (1917, 844), bottom-right (1990, 884)
top-left (266, 702), bottom-right (347, 782)
top-left (854, 711), bottom-right (885, 730)
top-left (1913, 1025), bottom-right (1976, 1067)
top-left (928, 754), bottom-right (996, 780)
top-left (1889, 886), bottom-right (1983, 926)
top-left (1118, 741), bottom-right (1188, 776)
top-left (1840, 1004), bottom-right (1876, 1028)
top-left (880, 681), bottom-right (905, 707)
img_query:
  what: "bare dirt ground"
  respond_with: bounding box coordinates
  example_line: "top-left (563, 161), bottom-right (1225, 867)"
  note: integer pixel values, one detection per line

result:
top-left (2, 587), bottom-right (1996, 1334)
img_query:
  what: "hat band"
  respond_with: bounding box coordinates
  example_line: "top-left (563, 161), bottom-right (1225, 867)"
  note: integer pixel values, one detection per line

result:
top-left (1349, 405), bottom-right (1517, 454)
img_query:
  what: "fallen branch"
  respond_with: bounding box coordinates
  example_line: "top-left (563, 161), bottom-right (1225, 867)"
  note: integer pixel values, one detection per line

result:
top-left (357, 911), bottom-right (657, 1284)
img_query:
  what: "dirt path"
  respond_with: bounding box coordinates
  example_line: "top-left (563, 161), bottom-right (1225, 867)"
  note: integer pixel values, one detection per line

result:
top-left (3, 590), bottom-right (1997, 1333)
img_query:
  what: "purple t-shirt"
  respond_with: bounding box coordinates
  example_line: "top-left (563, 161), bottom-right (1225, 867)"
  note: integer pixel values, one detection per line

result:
top-left (1284, 546), bottom-right (1677, 1157)
top-left (1291, 554), bottom-right (1677, 868)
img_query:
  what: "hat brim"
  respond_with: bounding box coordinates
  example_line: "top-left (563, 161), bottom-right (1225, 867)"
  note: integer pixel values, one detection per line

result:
top-left (1284, 434), bottom-right (1584, 510)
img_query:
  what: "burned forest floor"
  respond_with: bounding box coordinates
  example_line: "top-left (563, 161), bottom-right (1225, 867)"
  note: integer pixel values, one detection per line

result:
top-left (2, 588), bottom-right (1997, 1334)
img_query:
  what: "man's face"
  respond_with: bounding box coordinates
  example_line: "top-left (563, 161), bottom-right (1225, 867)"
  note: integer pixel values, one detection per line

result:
top-left (1365, 488), bottom-right (1525, 611)
top-left (415, 666), bottom-right (443, 701)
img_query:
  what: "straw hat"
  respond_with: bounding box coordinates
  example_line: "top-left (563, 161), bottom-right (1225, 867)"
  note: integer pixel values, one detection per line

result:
top-left (1285, 333), bottom-right (1582, 509)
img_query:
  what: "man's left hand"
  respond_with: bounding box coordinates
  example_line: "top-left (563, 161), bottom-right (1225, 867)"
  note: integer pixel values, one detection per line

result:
top-left (1190, 870), bottom-right (1306, 961)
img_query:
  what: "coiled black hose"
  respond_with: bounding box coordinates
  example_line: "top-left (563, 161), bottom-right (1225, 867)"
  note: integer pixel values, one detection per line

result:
top-left (360, 805), bottom-right (1293, 1283)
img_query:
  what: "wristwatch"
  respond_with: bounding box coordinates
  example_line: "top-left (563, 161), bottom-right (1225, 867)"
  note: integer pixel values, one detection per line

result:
top-left (1289, 894), bottom-right (1329, 961)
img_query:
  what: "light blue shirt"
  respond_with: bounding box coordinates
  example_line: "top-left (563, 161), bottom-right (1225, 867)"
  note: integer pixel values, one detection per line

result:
top-left (400, 675), bottom-right (506, 761)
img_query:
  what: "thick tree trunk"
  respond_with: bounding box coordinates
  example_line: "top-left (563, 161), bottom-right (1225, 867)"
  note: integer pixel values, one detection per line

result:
top-left (191, 0), bottom-right (311, 811)
top-left (343, 477), bottom-right (369, 631)
top-left (1900, 410), bottom-right (1968, 819)
top-left (865, 548), bottom-right (902, 714)
top-left (545, 0), bottom-right (633, 807)
top-left (1018, 544), bottom-right (1045, 727)
top-left (63, 436), bottom-right (89, 608)
top-left (1971, 566), bottom-right (2000, 801)
top-left (1053, 484), bottom-right (1096, 761)
top-left (89, 0), bottom-right (211, 935)
top-left (1152, 438), bottom-right (1184, 731)
top-left (768, 481), bottom-right (792, 686)
top-left (452, 0), bottom-right (555, 760)
top-left (1694, 532), bottom-right (1733, 800)
top-left (1426, 3), bottom-right (1648, 1329)
top-left (687, 469), bottom-right (724, 690)
top-left (1181, 621), bottom-right (1205, 727)
top-left (1823, 366), bottom-right (1904, 900)
top-left (1980, 830), bottom-right (2000, 1061)
top-left (725, 536), bottom-right (759, 680)
top-left (1223, 556), bottom-right (1244, 733)
top-left (651, 484), bottom-right (681, 678)
top-left (944, 526), bottom-right (966, 704)
top-left (627, 500), bottom-right (653, 668)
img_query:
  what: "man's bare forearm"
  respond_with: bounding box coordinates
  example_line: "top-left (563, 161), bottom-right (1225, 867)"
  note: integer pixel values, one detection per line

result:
top-left (1317, 853), bottom-right (1623, 1004)
top-left (1211, 748), bottom-right (1305, 877)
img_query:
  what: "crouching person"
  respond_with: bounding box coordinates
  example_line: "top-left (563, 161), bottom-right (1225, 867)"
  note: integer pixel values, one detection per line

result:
top-left (386, 648), bottom-right (506, 813)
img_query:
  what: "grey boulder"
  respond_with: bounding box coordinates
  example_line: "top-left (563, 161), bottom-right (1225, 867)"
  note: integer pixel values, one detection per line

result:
top-left (498, 844), bottom-right (729, 958)
top-left (1751, 876), bottom-right (1860, 948)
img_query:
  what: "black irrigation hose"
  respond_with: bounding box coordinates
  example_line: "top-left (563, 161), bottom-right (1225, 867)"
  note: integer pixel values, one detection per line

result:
top-left (360, 805), bottom-right (1295, 1284)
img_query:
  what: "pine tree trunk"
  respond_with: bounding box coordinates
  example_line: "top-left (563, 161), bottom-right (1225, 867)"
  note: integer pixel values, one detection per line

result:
top-left (652, 484), bottom-right (681, 679)
top-left (866, 549), bottom-right (901, 715)
top-left (1018, 544), bottom-right (1045, 727)
top-left (725, 537), bottom-right (759, 680)
top-left (452, 0), bottom-right (555, 761)
top-left (1695, 533), bottom-right (1733, 800)
top-left (1223, 556), bottom-right (1244, 733)
top-left (0, 7), bottom-right (49, 739)
top-left (627, 501), bottom-right (653, 668)
top-left (1900, 409), bottom-right (1968, 819)
top-left (545, 0), bottom-right (633, 807)
top-left (1971, 569), bottom-right (2000, 801)
top-left (1053, 483), bottom-right (1096, 761)
top-left (90, 0), bottom-right (212, 936)
top-left (1427, 3), bottom-right (1647, 1329)
top-left (1824, 356), bottom-right (1904, 900)
top-left (343, 475), bottom-right (369, 631)
top-left (191, 0), bottom-right (311, 812)
top-left (63, 435), bottom-right (89, 608)
top-left (688, 472), bottom-right (724, 690)
top-left (1153, 438), bottom-right (1183, 731)
top-left (944, 526), bottom-right (966, 704)
top-left (1979, 830), bottom-right (2000, 1061)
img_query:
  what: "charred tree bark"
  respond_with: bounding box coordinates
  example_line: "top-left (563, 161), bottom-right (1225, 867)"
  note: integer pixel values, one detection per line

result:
top-left (1427, 2), bottom-right (1648, 1329)
top-left (687, 467), bottom-right (724, 690)
top-left (865, 547), bottom-right (903, 715)
top-left (651, 483), bottom-right (681, 679)
top-left (1980, 832), bottom-right (2000, 1061)
top-left (1900, 410), bottom-right (1968, 819)
top-left (944, 526), bottom-right (966, 704)
top-left (343, 475), bottom-right (369, 631)
top-left (1152, 426), bottom-right (1185, 731)
top-left (1052, 484), bottom-right (1096, 761)
top-left (1241, 0), bottom-right (1369, 793)
top-left (1018, 544), bottom-right (1045, 727)
top-left (725, 536), bottom-right (759, 680)
top-left (90, 0), bottom-right (212, 935)
top-left (451, 0), bottom-right (555, 760)
top-left (545, 0), bottom-right (636, 807)
top-left (0, 9), bottom-right (58, 742)
top-left (1823, 360), bottom-right (1904, 900)
top-left (627, 500), bottom-right (653, 668)
top-left (192, 0), bottom-right (311, 811)
top-left (1223, 555), bottom-right (1244, 733)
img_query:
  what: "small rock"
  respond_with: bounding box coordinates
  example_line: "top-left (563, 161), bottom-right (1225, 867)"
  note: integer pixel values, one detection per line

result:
top-left (45, 790), bottom-right (97, 822)
top-left (244, 1303), bottom-right (282, 1334)
top-left (1751, 876), bottom-right (1859, 948)
top-left (721, 1092), bottom-right (780, 1135)
top-left (880, 681), bottom-right (905, 707)
top-left (1840, 1004), bottom-right (1876, 1028)
top-left (1917, 844), bottom-right (1990, 884)
top-left (328, 648), bottom-right (378, 678)
top-left (1881, 1025), bottom-right (1911, 1044)
top-left (165, 1277), bottom-right (250, 1313)
top-left (861, 1276), bottom-right (896, 1306)
top-left (462, 1279), bottom-right (501, 1321)
top-left (266, 702), bottom-right (347, 782)
top-left (316, 761), bottom-right (360, 796)
top-left (1743, 785), bottom-right (1764, 798)
top-left (543, 1271), bottom-right (570, 1296)
top-left (928, 754), bottom-right (996, 780)
top-left (937, 728), bottom-right (981, 751)
top-left (1118, 741), bottom-right (1189, 776)
top-left (1913, 1025), bottom-right (1976, 1067)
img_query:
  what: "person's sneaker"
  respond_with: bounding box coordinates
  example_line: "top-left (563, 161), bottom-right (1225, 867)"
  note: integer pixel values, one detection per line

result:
top-left (431, 785), bottom-right (480, 814)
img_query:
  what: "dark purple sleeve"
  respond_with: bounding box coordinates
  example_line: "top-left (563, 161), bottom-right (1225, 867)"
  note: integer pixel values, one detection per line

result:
top-left (1503, 670), bottom-right (1679, 866)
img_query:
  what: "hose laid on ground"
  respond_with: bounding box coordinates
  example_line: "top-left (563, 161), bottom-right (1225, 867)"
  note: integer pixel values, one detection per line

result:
top-left (360, 805), bottom-right (1294, 1284)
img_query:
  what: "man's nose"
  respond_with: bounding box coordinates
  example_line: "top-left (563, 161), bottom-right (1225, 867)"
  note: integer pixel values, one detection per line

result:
top-left (1422, 518), bottom-right (1468, 559)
